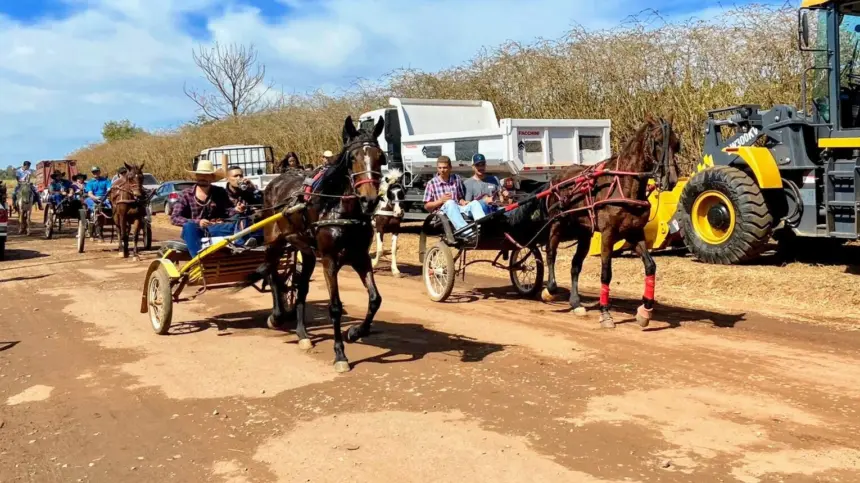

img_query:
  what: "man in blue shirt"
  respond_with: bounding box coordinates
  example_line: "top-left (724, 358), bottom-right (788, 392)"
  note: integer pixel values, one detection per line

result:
top-left (84, 166), bottom-right (112, 213)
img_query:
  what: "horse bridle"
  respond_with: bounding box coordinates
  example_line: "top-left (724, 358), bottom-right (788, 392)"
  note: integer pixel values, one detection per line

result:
top-left (343, 140), bottom-right (383, 192)
top-left (113, 173), bottom-right (148, 205)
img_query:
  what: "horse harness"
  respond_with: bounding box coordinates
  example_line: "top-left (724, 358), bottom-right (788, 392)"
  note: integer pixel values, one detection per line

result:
top-left (545, 118), bottom-right (674, 233)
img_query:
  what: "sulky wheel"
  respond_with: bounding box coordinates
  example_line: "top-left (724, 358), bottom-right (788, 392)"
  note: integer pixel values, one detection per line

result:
top-left (147, 265), bottom-right (174, 335)
top-left (509, 246), bottom-right (544, 298)
top-left (423, 241), bottom-right (455, 302)
top-left (678, 165), bottom-right (773, 264)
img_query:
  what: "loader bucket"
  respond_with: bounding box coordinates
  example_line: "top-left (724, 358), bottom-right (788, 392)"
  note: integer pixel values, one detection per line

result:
top-left (587, 177), bottom-right (688, 256)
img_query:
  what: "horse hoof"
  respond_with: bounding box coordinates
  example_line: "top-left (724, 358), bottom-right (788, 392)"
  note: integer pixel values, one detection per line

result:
top-left (540, 288), bottom-right (557, 303)
top-left (636, 305), bottom-right (653, 328)
top-left (266, 314), bottom-right (284, 329)
top-left (392, 271), bottom-right (402, 278)
top-left (297, 338), bottom-right (313, 350)
top-left (333, 361), bottom-right (351, 373)
top-left (599, 313), bottom-right (615, 329)
top-left (573, 306), bottom-right (587, 317)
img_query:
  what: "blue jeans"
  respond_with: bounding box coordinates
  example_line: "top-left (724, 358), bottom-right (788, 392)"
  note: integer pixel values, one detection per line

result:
top-left (85, 198), bottom-right (112, 212)
top-left (235, 215), bottom-right (263, 242)
top-left (181, 221), bottom-right (239, 257)
top-left (440, 199), bottom-right (489, 231)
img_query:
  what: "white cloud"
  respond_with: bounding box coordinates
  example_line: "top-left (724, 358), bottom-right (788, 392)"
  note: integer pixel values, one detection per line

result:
top-left (0, 0), bottom-right (739, 166)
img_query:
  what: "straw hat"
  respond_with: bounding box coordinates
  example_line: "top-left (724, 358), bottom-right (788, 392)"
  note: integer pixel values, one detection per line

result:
top-left (186, 158), bottom-right (225, 180)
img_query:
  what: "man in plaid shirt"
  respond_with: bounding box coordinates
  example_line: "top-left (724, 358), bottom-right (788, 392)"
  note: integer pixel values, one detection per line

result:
top-left (170, 159), bottom-right (254, 256)
top-left (423, 155), bottom-right (489, 233)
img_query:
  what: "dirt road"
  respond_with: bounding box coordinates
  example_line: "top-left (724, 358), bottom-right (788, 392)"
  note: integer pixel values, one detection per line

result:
top-left (2, 219), bottom-right (860, 483)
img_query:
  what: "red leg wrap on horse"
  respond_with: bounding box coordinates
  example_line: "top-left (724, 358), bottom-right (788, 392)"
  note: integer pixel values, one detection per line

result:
top-left (600, 283), bottom-right (610, 306)
top-left (644, 274), bottom-right (655, 300)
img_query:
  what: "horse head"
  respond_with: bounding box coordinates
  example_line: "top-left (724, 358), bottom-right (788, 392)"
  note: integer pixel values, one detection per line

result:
top-left (379, 168), bottom-right (405, 218)
top-left (633, 114), bottom-right (681, 192)
top-left (121, 162), bottom-right (146, 200)
top-left (341, 115), bottom-right (385, 216)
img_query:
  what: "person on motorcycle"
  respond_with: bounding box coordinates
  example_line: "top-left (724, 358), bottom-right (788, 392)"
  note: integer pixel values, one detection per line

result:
top-left (12, 161), bottom-right (42, 211)
top-left (84, 166), bottom-right (112, 213)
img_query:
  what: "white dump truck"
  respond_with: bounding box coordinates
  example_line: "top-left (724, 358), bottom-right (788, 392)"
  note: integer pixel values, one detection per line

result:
top-left (357, 97), bottom-right (611, 220)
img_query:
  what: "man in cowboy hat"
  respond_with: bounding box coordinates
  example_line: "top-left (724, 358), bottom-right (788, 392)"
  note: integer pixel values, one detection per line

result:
top-left (169, 158), bottom-right (253, 257)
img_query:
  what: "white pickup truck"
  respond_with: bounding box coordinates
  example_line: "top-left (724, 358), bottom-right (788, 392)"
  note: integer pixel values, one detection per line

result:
top-left (357, 97), bottom-right (611, 220)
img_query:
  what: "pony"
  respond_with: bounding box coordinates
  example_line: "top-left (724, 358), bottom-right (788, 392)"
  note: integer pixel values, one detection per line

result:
top-left (239, 115), bottom-right (386, 373)
top-left (108, 162), bottom-right (148, 260)
top-left (371, 168), bottom-right (406, 277)
top-left (16, 172), bottom-right (34, 235)
top-left (534, 115), bottom-right (681, 328)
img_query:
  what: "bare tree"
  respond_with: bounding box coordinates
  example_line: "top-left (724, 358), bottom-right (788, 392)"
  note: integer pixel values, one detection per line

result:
top-left (183, 42), bottom-right (274, 120)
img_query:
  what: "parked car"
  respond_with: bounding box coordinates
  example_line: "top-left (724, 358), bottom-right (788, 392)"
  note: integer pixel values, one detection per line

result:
top-left (142, 173), bottom-right (160, 192)
top-left (149, 181), bottom-right (194, 216)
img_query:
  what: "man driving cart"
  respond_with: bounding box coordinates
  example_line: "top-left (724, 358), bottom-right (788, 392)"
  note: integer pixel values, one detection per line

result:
top-left (169, 160), bottom-right (258, 257)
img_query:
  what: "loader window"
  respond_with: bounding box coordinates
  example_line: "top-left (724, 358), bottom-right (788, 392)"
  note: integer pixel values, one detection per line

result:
top-left (837, 14), bottom-right (860, 127)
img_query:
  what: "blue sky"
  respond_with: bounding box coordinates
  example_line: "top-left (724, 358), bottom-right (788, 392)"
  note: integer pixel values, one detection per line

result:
top-left (0, 0), bottom-right (786, 167)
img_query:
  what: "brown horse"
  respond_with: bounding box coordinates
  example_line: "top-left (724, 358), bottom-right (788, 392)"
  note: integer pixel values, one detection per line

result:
top-left (371, 168), bottom-right (406, 277)
top-left (239, 115), bottom-right (385, 373)
top-left (108, 162), bottom-right (148, 261)
top-left (537, 115), bottom-right (681, 328)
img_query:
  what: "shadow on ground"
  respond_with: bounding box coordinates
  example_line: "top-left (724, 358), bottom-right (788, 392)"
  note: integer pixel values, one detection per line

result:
top-left (167, 301), bottom-right (506, 367)
top-left (0, 341), bottom-right (20, 352)
top-left (471, 285), bottom-right (746, 331)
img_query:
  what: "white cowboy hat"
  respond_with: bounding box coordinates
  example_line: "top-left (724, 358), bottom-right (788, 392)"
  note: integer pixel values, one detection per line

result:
top-left (186, 158), bottom-right (225, 179)
top-left (323, 150), bottom-right (333, 157)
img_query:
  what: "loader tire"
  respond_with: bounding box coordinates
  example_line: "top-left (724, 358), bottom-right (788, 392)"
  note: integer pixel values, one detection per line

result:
top-left (678, 166), bottom-right (772, 264)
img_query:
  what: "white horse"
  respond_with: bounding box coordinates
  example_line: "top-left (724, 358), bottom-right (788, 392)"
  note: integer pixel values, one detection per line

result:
top-left (16, 173), bottom-right (34, 235)
top-left (371, 169), bottom-right (406, 277)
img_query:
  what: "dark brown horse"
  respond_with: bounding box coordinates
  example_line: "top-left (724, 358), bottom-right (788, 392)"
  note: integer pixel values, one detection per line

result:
top-left (239, 115), bottom-right (385, 373)
top-left (537, 115), bottom-right (681, 328)
top-left (108, 162), bottom-right (148, 261)
top-left (371, 168), bottom-right (406, 277)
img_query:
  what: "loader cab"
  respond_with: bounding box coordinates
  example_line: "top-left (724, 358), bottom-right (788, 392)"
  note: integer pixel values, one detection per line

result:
top-left (801, 0), bottom-right (860, 135)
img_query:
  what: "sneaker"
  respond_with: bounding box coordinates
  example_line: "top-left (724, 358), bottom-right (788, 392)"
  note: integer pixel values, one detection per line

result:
top-left (244, 237), bottom-right (259, 248)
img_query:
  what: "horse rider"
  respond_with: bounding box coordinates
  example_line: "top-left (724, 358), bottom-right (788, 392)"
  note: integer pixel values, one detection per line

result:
top-left (169, 159), bottom-right (255, 258)
top-left (84, 166), bottom-right (113, 214)
top-left (12, 160), bottom-right (42, 211)
top-left (422, 155), bottom-right (490, 235)
top-left (48, 170), bottom-right (73, 209)
top-left (111, 166), bottom-right (127, 183)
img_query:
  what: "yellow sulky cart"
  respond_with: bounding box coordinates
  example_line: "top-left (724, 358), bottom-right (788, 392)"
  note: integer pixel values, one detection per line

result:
top-left (139, 213), bottom-right (300, 335)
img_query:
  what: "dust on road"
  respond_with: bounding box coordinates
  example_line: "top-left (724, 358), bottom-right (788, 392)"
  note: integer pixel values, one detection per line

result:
top-left (1, 222), bottom-right (860, 483)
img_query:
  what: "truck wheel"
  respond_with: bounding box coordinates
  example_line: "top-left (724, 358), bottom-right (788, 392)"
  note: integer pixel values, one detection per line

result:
top-left (678, 165), bottom-right (772, 264)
